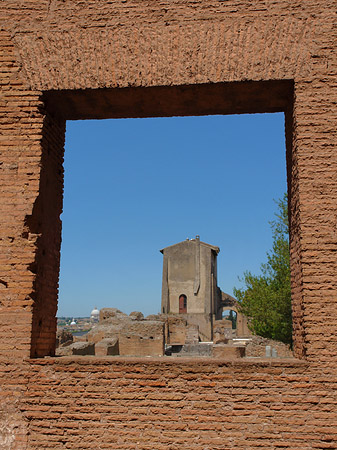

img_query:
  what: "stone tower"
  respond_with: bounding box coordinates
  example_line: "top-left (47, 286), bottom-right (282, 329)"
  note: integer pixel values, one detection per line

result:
top-left (160, 236), bottom-right (222, 341)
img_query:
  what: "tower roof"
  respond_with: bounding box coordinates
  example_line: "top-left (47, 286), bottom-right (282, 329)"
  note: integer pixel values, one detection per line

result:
top-left (160, 236), bottom-right (220, 254)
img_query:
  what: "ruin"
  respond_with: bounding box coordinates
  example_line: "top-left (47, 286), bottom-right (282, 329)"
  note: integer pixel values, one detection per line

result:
top-left (57, 308), bottom-right (166, 357)
top-left (161, 236), bottom-right (221, 341)
top-left (1, 1), bottom-right (336, 449)
top-left (161, 235), bottom-right (250, 342)
top-left (55, 237), bottom-right (252, 358)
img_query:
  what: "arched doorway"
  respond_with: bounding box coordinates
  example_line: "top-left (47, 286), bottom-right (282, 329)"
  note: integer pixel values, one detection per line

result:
top-left (222, 308), bottom-right (237, 329)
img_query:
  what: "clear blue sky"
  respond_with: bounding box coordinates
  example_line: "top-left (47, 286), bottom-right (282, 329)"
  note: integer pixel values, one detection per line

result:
top-left (58, 113), bottom-right (287, 318)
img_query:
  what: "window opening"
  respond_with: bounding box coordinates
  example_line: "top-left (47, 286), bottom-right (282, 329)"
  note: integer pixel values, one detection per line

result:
top-left (55, 111), bottom-right (291, 359)
top-left (179, 294), bottom-right (188, 314)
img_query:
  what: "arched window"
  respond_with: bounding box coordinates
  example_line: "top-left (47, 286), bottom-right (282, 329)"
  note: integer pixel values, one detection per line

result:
top-left (179, 294), bottom-right (187, 313)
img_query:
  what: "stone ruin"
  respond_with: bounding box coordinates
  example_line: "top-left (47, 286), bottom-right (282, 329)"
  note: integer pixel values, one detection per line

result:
top-left (57, 308), bottom-right (165, 357)
top-left (56, 307), bottom-right (270, 358)
top-left (56, 237), bottom-right (293, 359)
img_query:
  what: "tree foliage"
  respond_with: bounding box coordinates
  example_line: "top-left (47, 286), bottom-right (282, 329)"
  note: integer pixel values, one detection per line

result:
top-left (233, 194), bottom-right (292, 345)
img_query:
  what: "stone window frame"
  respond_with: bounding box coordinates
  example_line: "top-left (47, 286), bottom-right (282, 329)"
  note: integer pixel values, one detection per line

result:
top-left (30, 79), bottom-right (299, 358)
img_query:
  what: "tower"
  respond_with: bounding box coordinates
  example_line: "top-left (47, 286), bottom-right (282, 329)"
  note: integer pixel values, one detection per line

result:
top-left (160, 236), bottom-right (222, 341)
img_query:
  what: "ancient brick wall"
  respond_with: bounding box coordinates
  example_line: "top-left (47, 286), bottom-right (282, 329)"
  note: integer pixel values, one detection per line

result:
top-left (4, 358), bottom-right (337, 449)
top-left (0, 0), bottom-right (336, 448)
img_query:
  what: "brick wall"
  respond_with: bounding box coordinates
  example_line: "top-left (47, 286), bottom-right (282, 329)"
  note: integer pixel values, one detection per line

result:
top-left (0, 27), bottom-right (41, 360)
top-left (29, 111), bottom-right (65, 358)
top-left (0, 0), bottom-right (336, 448)
top-left (12, 358), bottom-right (337, 449)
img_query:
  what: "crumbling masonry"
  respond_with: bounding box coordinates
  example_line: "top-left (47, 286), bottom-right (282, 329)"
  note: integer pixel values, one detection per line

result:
top-left (0, 1), bottom-right (337, 449)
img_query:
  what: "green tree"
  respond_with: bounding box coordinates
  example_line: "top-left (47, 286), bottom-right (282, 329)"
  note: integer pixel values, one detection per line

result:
top-left (233, 194), bottom-right (292, 345)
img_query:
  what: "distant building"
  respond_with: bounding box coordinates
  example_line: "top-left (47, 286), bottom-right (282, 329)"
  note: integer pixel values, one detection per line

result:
top-left (70, 318), bottom-right (76, 326)
top-left (160, 236), bottom-right (222, 341)
top-left (90, 306), bottom-right (99, 322)
top-left (160, 236), bottom-right (251, 341)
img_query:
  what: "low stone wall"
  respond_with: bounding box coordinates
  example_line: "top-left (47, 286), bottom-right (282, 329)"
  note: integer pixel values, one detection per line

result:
top-left (245, 335), bottom-right (293, 358)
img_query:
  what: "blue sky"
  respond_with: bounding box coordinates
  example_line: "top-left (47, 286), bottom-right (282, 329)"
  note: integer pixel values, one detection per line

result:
top-left (58, 113), bottom-right (287, 317)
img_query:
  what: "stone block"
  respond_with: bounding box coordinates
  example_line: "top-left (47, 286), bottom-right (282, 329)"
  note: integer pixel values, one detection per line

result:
top-left (87, 324), bottom-right (120, 344)
top-left (56, 342), bottom-right (95, 356)
top-left (180, 343), bottom-right (212, 356)
top-left (119, 321), bottom-right (164, 357)
top-left (185, 324), bottom-right (199, 344)
top-left (55, 345), bottom-right (73, 356)
top-left (95, 338), bottom-right (119, 356)
top-left (71, 342), bottom-right (95, 356)
top-left (166, 316), bottom-right (187, 345)
top-left (212, 344), bottom-right (246, 359)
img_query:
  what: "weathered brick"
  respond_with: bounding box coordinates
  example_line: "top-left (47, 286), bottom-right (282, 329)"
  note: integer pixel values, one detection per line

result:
top-left (0, 1), bottom-right (337, 449)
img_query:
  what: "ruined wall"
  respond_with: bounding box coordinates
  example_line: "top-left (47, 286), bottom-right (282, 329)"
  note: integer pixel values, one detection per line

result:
top-left (4, 358), bottom-right (337, 449)
top-left (118, 321), bottom-right (165, 357)
top-left (245, 335), bottom-right (293, 358)
top-left (0, 0), bottom-right (336, 448)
